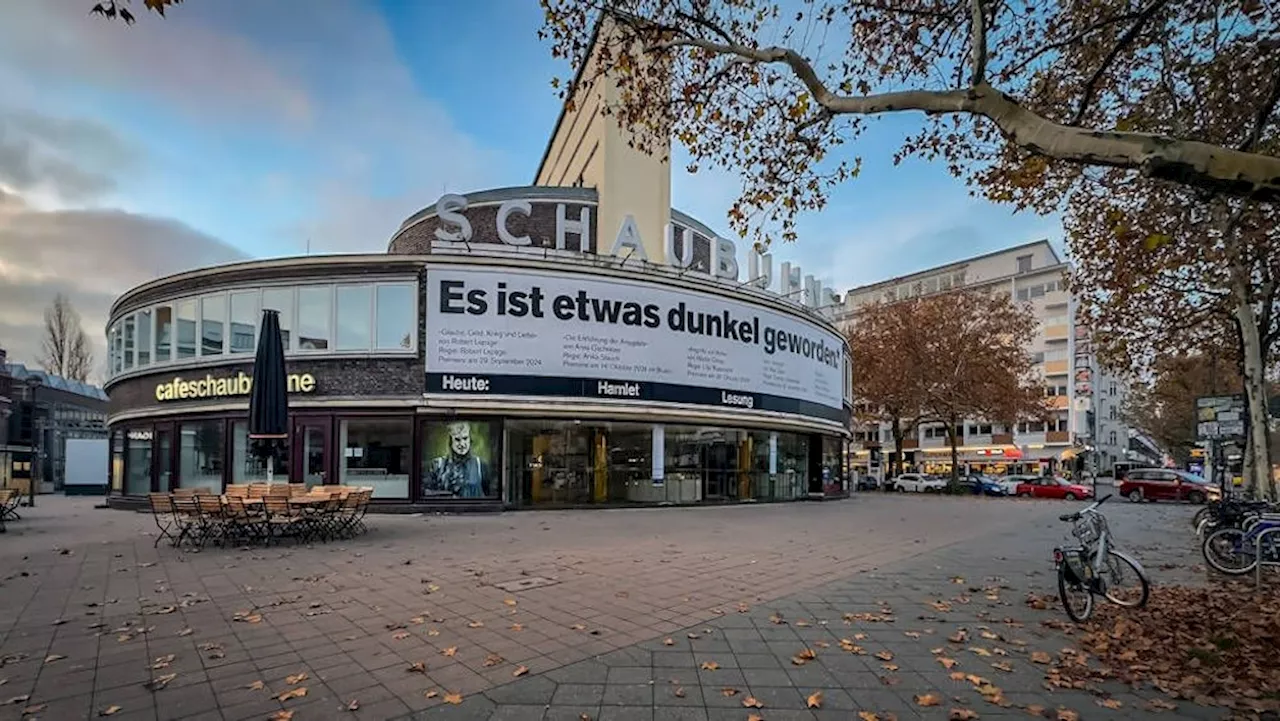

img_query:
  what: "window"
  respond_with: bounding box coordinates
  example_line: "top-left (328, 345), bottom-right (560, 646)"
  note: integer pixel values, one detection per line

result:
top-left (376, 283), bottom-right (416, 350)
top-left (136, 310), bottom-right (151, 366)
top-left (176, 300), bottom-right (198, 359)
top-left (231, 421), bottom-right (289, 482)
top-left (154, 306), bottom-right (172, 362)
top-left (179, 420), bottom-right (224, 493)
top-left (1016, 288), bottom-right (1030, 301)
top-left (924, 425), bottom-right (948, 439)
top-left (1108, 430), bottom-right (1118, 446)
top-left (1109, 382), bottom-right (1117, 397)
top-left (1017, 254), bottom-right (1032, 273)
top-left (110, 432), bottom-right (124, 493)
top-left (297, 286), bottom-right (331, 350)
top-left (336, 285), bottom-right (373, 351)
top-left (262, 287), bottom-right (294, 351)
top-left (200, 294), bottom-right (225, 356)
top-left (1054, 417), bottom-right (1069, 432)
top-left (341, 419), bottom-right (413, 498)
top-left (1109, 405), bottom-right (1118, 420)
top-left (122, 315), bottom-right (135, 370)
top-left (1045, 385), bottom-right (1068, 396)
top-left (125, 428), bottom-right (151, 495)
top-left (229, 291), bottom-right (258, 354)
top-left (1031, 351), bottom-right (1045, 363)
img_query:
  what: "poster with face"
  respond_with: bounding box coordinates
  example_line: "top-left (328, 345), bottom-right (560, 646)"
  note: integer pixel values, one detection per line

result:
top-left (422, 420), bottom-right (498, 498)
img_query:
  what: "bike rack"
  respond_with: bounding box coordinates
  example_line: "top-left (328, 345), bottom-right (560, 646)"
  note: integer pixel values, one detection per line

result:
top-left (1255, 523), bottom-right (1280, 589)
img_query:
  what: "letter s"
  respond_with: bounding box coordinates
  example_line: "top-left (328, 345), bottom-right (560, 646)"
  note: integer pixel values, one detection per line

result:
top-left (434, 194), bottom-right (472, 242)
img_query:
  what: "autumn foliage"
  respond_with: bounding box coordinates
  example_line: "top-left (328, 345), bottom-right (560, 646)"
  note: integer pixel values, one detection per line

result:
top-left (848, 288), bottom-right (1046, 480)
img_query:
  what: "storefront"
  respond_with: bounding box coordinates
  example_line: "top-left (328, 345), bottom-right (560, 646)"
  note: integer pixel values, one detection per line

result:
top-left (104, 189), bottom-right (852, 510)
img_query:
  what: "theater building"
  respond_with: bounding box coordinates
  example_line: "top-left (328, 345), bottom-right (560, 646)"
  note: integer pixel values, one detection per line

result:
top-left (103, 17), bottom-right (852, 510)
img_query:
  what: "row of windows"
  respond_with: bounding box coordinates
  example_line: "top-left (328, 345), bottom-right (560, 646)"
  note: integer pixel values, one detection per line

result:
top-left (882, 270), bottom-right (968, 303)
top-left (107, 282), bottom-right (417, 378)
top-left (1015, 279), bottom-right (1063, 301)
top-left (856, 418), bottom-right (1070, 442)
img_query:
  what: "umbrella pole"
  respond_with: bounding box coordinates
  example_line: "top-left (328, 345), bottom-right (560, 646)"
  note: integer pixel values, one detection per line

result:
top-left (267, 447), bottom-right (275, 484)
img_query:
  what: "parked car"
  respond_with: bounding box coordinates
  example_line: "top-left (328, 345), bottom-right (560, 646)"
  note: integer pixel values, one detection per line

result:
top-left (892, 473), bottom-right (947, 493)
top-left (1119, 468), bottom-right (1220, 504)
top-left (954, 474), bottom-right (1007, 496)
top-left (995, 474), bottom-right (1035, 496)
top-left (1013, 476), bottom-right (1094, 500)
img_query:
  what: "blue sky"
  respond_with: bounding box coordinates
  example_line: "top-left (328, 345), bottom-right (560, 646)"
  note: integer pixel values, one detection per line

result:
top-left (0, 0), bottom-right (1062, 368)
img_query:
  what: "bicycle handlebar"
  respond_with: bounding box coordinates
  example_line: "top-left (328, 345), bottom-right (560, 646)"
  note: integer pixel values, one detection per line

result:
top-left (1058, 494), bottom-right (1111, 523)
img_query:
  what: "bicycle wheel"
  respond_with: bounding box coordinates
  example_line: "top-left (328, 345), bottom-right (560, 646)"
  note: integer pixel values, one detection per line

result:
top-left (1101, 551), bottom-right (1149, 608)
top-left (1057, 561), bottom-right (1094, 622)
top-left (1202, 528), bottom-right (1256, 575)
top-left (1192, 506), bottom-right (1211, 530)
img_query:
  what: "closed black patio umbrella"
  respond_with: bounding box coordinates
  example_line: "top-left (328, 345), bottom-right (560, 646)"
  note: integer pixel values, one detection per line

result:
top-left (248, 309), bottom-right (289, 482)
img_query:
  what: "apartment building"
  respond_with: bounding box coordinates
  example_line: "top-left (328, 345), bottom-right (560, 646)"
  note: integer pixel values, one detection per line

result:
top-left (838, 240), bottom-right (1127, 478)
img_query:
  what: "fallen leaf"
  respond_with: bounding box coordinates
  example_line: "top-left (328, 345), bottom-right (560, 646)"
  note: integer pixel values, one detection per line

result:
top-left (392, 631), bottom-right (410, 640)
top-left (938, 657), bottom-right (959, 669)
top-left (407, 661), bottom-right (427, 674)
top-left (269, 712), bottom-right (294, 721)
top-left (915, 693), bottom-right (942, 707)
top-left (991, 662), bottom-right (1014, 672)
top-left (1026, 705), bottom-right (1045, 716)
top-left (743, 695), bottom-right (763, 708)
top-left (276, 687), bottom-right (307, 702)
top-left (948, 630), bottom-right (969, 643)
top-left (285, 672), bottom-right (308, 685)
top-left (6, 695), bottom-right (30, 705)
top-left (513, 665), bottom-right (528, 677)
top-left (443, 692), bottom-right (463, 705)
top-left (980, 630), bottom-right (999, 640)
top-left (145, 673), bottom-right (177, 691)
top-left (748, 716), bottom-right (764, 721)
top-left (424, 690), bottom-right (439, 699)
top-left (467, 620), bottom-right (484, 628)
top-left (673, 687), bottom-right (686, 698)
top-left (1056, 709), bottom-right (1079, 721)
top-left (151, 654), bottom-right (175, 669)
top-left (483, 653), bottom-right (504, 667)
top-left (245, 680), bottom-right (266, 691)
top-left (813, 640), bottom-right (830, 648)
top-left (43, 655), bottom-right (64, 664)
top-left (949, 671), bottom-right (966, 681)
top-left (807, 690), bottom-right (824, 708)
top-left (99, 705), bottom-right (122, 716)
top-left (22, 704), bottom-right (48, 714)
top-left (969, 647), bottom-right (992, 657)
top-left (427, 628), bottom-right (440, 636)
top-left (346, 699), bottom-right (359, 711)
top-left (700, 661), bottom-right (720, 670)
top-left (442, 647), bottom-right (457, 657)
top-left (904, 631), bottom-right (921, 639)
top-left (178, 628), bottom-right (193, 637)
top-left (949, 709), bottom-right (978, 720)
top-left (769, 612), bottom-right (786, 624)
top-left (571, 624), bottom-right (587, 631)
top-left (858, 713), bottom-right (880, 721)
top-left (663, 638), bottom-right (674, 646)
top-left (510, 623), bottom-right (524, 631)
top-left (503, 599), bottom-right (517, 606)
top-left (875, 650), bottom-right (894, 662)
top-left (795, 619), bottom-right (811, 627)
top-left (1145, 698), bottom-right (1177, 711)
top-left (686, 632), bottom-right (700, 639)
top-left (951, 576), bottom-right (965, 584)
top-left (1096, 698), bottom-right (1122, 709)
top-left (882, 663), bottom-right (899, 671)
top-left (1029, 651), bottom-right (1051, 665)
top-left (155, 606), bottom-right (176, 615)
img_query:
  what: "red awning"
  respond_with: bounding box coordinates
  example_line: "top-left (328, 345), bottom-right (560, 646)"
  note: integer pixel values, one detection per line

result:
top-left (1002, 447), bottom-right (1023, 460)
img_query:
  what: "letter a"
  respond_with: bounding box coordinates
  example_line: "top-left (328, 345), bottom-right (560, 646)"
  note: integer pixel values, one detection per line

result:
top-left (610, 215), bottom-right (648, 261)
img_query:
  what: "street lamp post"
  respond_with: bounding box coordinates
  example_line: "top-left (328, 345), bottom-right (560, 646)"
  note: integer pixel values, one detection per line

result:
top-left (24, 376), bottom-right (41, 508)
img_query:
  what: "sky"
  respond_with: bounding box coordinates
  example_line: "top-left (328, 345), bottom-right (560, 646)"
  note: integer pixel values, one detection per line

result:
top-left (0, 0), bottom-right (1063, 379)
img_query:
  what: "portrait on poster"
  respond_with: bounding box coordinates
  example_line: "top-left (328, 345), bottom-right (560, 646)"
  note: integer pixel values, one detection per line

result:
top-left (421, 420), bottom-right (498, 498)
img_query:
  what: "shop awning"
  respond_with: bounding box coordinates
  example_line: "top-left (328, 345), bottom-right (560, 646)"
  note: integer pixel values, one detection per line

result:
top-left (1002, 446), bottom-right (1023, 460)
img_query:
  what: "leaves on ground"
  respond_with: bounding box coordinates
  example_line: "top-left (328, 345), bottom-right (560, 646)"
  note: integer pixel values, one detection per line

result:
top-left (443, 692), bottom-right (463, 705)
top-left (406, 661), bottom-right (427, 674)
top-left (875, 650), bottom-right (894, 662)
top-left (1029, 651), bottom-right (1051, 664)
top-left (513, 665), bottom-right (529, 677)
top-left (42, 655), bottom-right (64, 664)
top-left (807, 690), bottom-right (824, 708)
top-left (503, 598), bottom-right (517, 606)
top-left (276, 687), bottom-right (306, 702)
top-left (483, 653), bottom-right (504, 667)
top-left (743, 695), bottom-right (763, 708)
top-left (245, 680), bottom-right (266, 691)
top-left (916, 692), bottom-right (944, 707)
top-left (285, 672), bottom-right (307, 685)
top-left (949, 709), bottom-right (978, 720)
top-left (99, 705), bottom-right (122, 716)
top-left (700, 661), bottom-right (720, 670)
top-left (769, 612), bottom-right (786, 624)
top-left (442, 647), bottom-right (457, 657)
top-left (1145, 698), bottom-right (1178, 711)
top-left (151, 654), bottom-right (175, 669)
top-left (145, 673), bottom-right (176, 691)
top-left (467, 620), bottom-right (484, 628)
top-left (991, 662), bottom-right (1014, 672)
top-left (22, 704), bottom-right (47, 714)
top-left (346, 699), bottom-right (359, 711)
top-left (938, 657), bottom-right (959, 669)
top-left (510, 623), bottom-right (524, 632)
top-left (392, 631), bottom-right (410, 640)
top-left (792, 648), bottom-right (818, 665)
top-left (570, 624), bottom-right (587, 631)
top-left (748, 715), bottom-right (764, 721)
top-left (1055, 709), bottom-right (1079, 721)
top-left (904, 631), bottom-right (922, 639)
top-left (424, 690), bottom-right (438, 699)
top-left (673, 687), bottom-right (686, 698)
top-left (721, 687), bottom-right (738, 696)
top-left (269, 712), bottom-right (294, 721)
top-left (663, 638), bottom-right (674, 646)
top-left (948, 629), bottom-right (969, 643)
top-left (1096, 698), bottom-right (1122, 709)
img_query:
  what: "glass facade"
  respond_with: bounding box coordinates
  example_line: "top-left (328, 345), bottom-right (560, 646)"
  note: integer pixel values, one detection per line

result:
top-left (113, 413), bottom-right (844, 507)
top-left (106, 281), bottom-right (418, 380)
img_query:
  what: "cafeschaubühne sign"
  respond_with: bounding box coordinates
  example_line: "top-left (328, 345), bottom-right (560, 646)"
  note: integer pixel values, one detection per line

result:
top-left (154, 371), bottom-right (317, 402)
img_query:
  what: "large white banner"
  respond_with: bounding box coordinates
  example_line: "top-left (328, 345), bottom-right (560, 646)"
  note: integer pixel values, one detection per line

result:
top-left (425, 266), bottom-right (846, 420)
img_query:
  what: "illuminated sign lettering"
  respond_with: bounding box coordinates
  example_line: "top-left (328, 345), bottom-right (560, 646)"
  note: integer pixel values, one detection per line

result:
top-left (154, 372), bottom-right (316, 402)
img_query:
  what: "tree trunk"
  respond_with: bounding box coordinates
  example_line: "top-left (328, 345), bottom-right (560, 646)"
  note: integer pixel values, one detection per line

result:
top-left (891, 418), bottom-right (905, 477)
top-left (947, 417), bottom-right (960, 488)
top-left (1233, 294), bottom-right (1275, 500)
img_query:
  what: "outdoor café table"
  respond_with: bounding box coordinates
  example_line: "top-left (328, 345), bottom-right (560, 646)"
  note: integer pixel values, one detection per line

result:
top-left (232, 496), bottom-right (329, 506)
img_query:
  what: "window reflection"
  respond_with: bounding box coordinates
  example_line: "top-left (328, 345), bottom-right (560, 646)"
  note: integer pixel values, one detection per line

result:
top-left (262, 288), bottom-right (293, 350)
top-left (155, 306), bottom-right (172, 362)
top-left (297, 287), bottom-right (331, 350)
top-left (231, 420), bottom-right (289, 482)
top-left (179, 420), bottom-right (223, 493)
top-left (176, 300), bottom-right (198, 359)
top-left (200, 295), bottom-right (224, 356)
top-left (230, 292), bottom-right (258, 354)
top-left (136, 310), bottom-right (151, 366)
top-left (342, 419), bottom-right (411, 498)
top-left (336, 285), bottom-right (372, 350)
top-left (122, 315), bottom-right (135, 370)
top-left (376, 283), bottom-right (415, 349)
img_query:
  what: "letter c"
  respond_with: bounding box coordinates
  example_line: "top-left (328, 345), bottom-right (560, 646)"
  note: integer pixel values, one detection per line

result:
top-left (497, 200), bottom-right (532, 246)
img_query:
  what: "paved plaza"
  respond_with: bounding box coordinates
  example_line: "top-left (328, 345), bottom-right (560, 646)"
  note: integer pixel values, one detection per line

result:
top-left (0, 495), bottom-right (1220, 720)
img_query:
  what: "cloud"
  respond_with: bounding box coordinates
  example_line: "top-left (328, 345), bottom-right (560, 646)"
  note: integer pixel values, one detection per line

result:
top-left (0, 108), bottom-right (142, 205)
top-left (0, 188), bottom-right (247, 379)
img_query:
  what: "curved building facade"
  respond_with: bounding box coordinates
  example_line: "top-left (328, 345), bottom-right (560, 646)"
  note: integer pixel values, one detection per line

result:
top-left (104, 187), bottom-right (852, 509)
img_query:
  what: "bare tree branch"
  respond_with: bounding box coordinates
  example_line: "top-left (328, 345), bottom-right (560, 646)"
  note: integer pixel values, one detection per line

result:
top-left (1070, 0), bottom-right (1171, 126)
top-left (1000, 9), bottom-right (1150, 79)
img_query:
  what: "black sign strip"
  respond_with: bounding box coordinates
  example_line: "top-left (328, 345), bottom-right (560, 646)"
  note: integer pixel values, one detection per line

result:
top-left (426, 373), bottom-right (847, 423)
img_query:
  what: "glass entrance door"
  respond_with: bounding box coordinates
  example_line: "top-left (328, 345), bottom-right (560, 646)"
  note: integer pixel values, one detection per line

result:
top-left (293, 419), bottom-right (329, 488)
top-left (155, 427), bottom-right (173, 492)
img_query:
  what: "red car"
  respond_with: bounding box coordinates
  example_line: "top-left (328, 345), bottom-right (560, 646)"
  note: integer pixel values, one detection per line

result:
top-left (1118, 468), bottom-right (1220, 504)
top-left (1014, 476), bottom-right (1094, 500)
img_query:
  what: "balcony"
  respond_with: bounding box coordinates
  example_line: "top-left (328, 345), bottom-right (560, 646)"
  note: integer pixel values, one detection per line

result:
top-left (1043, 324), bottom-right (1069, 341)
top-left (1044, 360), bottom-right (1069, 375)
top-left (1046, 430), bottom-right (1071, 444)
top-left (1047, 396), bottom-right (1070, 410)
top-left (992, 433), bottom-right (1014, 444)
top-left (901, 438), bottom-right (919, 450)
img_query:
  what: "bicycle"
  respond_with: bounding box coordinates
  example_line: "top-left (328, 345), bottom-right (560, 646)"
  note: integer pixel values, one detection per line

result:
top-left (1052, 494), bottom-right (1151, 622)
top-left (1201, 511), bottom-right (1280, 575)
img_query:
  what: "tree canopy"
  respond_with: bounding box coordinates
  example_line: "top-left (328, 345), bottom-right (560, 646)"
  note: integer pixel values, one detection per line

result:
top-left (540, 0), bottom-right (1280, 247)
